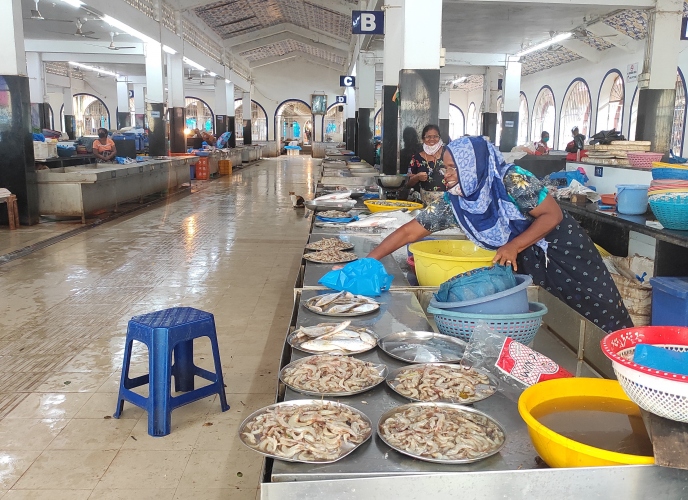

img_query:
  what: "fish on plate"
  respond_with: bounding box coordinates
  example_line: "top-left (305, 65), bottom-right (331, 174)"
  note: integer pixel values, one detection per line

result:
top-left (291, 320), bottom-right (377, 355)
top-left (305, 291), bottom-right (380, 315)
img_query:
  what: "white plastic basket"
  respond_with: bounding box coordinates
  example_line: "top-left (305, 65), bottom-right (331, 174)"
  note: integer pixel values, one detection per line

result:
top-left (33, 141), bottom-right (58, 160)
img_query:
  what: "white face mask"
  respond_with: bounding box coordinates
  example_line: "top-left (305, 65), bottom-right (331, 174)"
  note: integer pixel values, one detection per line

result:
top-left (447, 182), bottom-right (463, 196)
top-left (423, 140), bottom-right (444, 156)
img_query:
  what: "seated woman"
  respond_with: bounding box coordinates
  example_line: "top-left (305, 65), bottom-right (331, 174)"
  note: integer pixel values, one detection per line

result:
top-left (92, 128), bottom-right (117, 162)
top-left (367, 136), bottom-right (633, 333)
top-left (406, 125), bottom-right (447, 205)
top-left (533, 131), bottom-right (550, 155)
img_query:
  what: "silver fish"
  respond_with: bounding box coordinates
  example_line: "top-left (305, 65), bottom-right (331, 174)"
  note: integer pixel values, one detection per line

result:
top-left (352, 303), bottom-right (378, 313)
top-left (327, 303), bottom-right (359, 314)
top-left (296, 321), bottom-right (351, 338)
top-left (300, 337), bottom-right (372, 353)
top-left (314, 291), bottom-right (345, 308)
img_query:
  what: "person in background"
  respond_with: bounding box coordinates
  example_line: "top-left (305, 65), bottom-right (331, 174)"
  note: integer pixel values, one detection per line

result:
top-left (534, 131), bottom-right (550, 155)
top-left (92, 128), bottom-right (117, 162)
top-left (566, 126), bottom-right (586, 154)
top-left (406, 124), bottom-right (447, 205)
top-left (374, 140), bottom-right (382, 166)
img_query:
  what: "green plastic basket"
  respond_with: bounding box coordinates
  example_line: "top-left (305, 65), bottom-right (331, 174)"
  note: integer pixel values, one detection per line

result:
top-left (428, 302), bottom-right (548, 344)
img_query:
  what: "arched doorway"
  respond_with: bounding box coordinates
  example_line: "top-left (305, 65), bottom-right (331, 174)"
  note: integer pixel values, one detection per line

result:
top-left (274, 100), bottom-right (313, 144)
top-left (467, 103), bottom-right (478, 135)
top-left (185, 97), bottom-right (214, 134)
top-left (449, 104), bottom-right (465, 139)
top-left (495, 96), bottom-right (504, 146)
top-left (322, 104), bottom-right (344, 142)
top-left (518, 92), bottom-right (529, 145)
top-left (531, 86), bottom-right (556, 147)
top-left (61, 94), bottom-right (111, 136)
top-left (374, 109), bottom-right (382, 138)
top-left (559, 79), bottom-right (591, 149)
top-left (596, 70), bottom-right (624, 133)
top-left (234, 99), bottom-right (268, 142)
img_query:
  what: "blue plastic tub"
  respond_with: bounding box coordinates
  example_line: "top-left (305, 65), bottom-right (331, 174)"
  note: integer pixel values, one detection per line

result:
top-left (616, 184), bottom-right (649, 215)
top-left (430, 274), bottom-right (532, 314)
top-left (650, 277), bottom-right (688, 327)
top-left (190, 165), bottom-right (195, 179)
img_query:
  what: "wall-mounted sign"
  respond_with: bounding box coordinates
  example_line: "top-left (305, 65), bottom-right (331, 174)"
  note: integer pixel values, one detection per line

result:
top-left (340, 76), bottom-right (355, 87)
top-left (504, 120), bottom-right (514, 128)
top-left (352, 10), bottom-right (384, 35)
top-left (627, 62), bottom-right (639, 83)
top-left (150, 111), bottom-right (161, 118)
top-left (682, 17), bottom-right (688, 40)
top-left (311, 94), bottom-right (328, 115)
top-left (335, 95), bottom-right (347, 104)
top-left (128, 89), bottom-right (134, 98)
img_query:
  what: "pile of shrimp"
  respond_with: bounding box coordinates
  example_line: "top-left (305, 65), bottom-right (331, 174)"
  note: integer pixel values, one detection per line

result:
top-left (282, 355), bottom-right (383, 394)
top-left (392, 364), bottom-right (495, 403)
top-left (241, 402), bottom-right (371, 462)
top-left (380, 405), bottom-right (504, 461)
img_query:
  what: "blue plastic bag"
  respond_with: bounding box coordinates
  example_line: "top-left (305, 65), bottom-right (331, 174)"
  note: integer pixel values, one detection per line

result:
top-left (315, 215), bottom-right (359, 223)
top-left (318, 258), bottom-right (394, 297)
top-left (434, 265), bottom-right (516, 303)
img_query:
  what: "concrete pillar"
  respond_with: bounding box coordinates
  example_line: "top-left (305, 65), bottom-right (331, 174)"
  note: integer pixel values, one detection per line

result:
top-left (381, 0), bottom-right (402, 174)
top-left (116, 80), bottom-right (130, 129)
top-left (482, 66), bottom-right (501, 142)
top-left (357, 52), bottom-right (376, 164)
top-left (226, 81), bottom-right (236, 147)
top-left (166, 52), bottom-right (186, 153)
top-left (145, 42), bottom-right (166, 156)
top-left (214, 79), bottom-right (231, 137)
top-left (439, 87), bottom-right (450, 143)
top-left (133, 83), bottom-right (145, 129)
top-left (0, 0), bottom-right (39, 224)
top-left (242, 91), bottom-right (252, 145)
top-left (26, 52), bottom-right (49, 131)
top-left (399, 0), bottom-right (442, 173)
top-left (345, 86), bottom-right (356, 151)
top-left (499, 58), bottom-right (522, 151)
top-left (636, 0), bottom-right (683, 154)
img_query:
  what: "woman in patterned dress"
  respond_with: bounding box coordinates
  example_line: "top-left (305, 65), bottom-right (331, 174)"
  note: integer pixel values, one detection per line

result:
top-left (368, 136), bottom-right (632, 332)
top-left (406, 125), bottom-right (447, 205)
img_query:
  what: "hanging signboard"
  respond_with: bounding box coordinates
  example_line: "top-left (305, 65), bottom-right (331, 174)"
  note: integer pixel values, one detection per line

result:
top-left (340, 76), bottom-right (356, 87)
top-left (352, 10), bottom-right (384, 35)
top-left (335, 95), bottom-right (347, 104)
top-left (627, 63), bottom-right (639, 83)
top-left (128, 90), bottom-right (134, 98)
top-left (682, 17), bottom-right (688, 40)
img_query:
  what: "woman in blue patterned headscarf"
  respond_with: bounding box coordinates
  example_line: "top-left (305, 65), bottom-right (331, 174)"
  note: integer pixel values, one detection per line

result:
top-left (367, 136), bottom-right (632, 333)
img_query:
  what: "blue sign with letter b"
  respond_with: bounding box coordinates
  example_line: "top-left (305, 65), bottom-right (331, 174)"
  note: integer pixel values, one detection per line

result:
top-left (352, 10), bottom-right (384, 35)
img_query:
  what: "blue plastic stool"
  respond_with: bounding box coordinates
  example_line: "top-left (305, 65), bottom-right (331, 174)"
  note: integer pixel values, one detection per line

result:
top-left (113, 307), bottom-right (229, 436)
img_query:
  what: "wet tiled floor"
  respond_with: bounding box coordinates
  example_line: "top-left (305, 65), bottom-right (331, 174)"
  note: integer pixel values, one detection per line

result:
top-left (0, 157), bottom-right (318, 498)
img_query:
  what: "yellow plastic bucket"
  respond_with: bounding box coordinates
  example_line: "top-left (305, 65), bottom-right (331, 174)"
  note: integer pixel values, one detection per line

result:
top-left (408, 240), bottom-right (496, 286)
top-left (518, 378), bottom-right (654, 468)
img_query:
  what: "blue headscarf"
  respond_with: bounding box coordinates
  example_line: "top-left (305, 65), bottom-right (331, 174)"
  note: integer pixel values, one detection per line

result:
top-left (445, 136), bottom-right (547, 252)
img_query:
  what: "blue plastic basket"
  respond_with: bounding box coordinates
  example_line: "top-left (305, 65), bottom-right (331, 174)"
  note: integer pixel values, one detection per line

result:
top-left (430, 274), bottom-right (533, 314)
top-left (428, 301), bottom-right (548, 344)
top-left (652, 168), bottom-right (688, 181)
top-left (649, 193), bottom-right (688, 230)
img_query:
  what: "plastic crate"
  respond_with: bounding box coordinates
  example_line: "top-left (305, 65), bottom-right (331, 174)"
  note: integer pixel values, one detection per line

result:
top-left (195, 157), bottom-right (209, 180)
top-left (650, 277), bottom-right (688, 326)
top-left (33, 141), bottom-right (57, 160)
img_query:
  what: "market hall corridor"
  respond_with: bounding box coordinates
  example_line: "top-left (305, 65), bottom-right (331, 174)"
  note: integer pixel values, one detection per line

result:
top-left (0, 157), bottom-right (317, 499)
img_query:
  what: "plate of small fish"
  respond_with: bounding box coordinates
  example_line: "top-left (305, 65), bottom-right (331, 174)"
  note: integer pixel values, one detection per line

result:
top-left (377, 402), bottom-right (506, 464)
top-left (288, 320), bottom-right (378, 355)
top-left (305, 238), bottom-right (355, 252)
top-left (303, 249), bottom-right (359, 264)
top-left (280, 354), bottom-right (387, 396)
top-left (318, 210), bottom-right (353, 219)
top-left (239, 400), bottom-right (372, 463)
top-left (386, 363), bottom-right (498, 404)
top-left (303, 291), bottom-right (380, 317)
top-left (377, 331), bottom-right (467, 364)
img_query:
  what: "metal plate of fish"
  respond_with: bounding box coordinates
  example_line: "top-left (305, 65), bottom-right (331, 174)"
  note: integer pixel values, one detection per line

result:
top-left (303, 249), bottom-right (359, 264)
top-left (279, 354), bottom-right (387, 397)
top-left (304, 238), bottom-right (354, 252)
top-left (303, 292), bottom-right (380, 317)
top-left (377, 331), bottom-right (467, 364)
top-left (288, 321), bottom-right (379, 355)
top-left (317, 210), bottom-right (353, 218)
top-left (377, 402), bottom-right (506, 464)
top-left (386, 363), bottom-right (498, 405)
top-left (238, 400), bottom-right (373, 463)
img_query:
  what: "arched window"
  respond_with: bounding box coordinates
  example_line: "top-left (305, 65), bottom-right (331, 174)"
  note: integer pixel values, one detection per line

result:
top-left (628, 88), bottom-right (639, 141)
top-left (597, 72), bottom-right (624, 133)
top-left (495, 96), bottom-right (504, 146)
top-left (531, 87), bottom-right (555, 145)
top-left (323, 104), bottom-right (345, 142)
top-left (518, 93), bottom-right (529, 145)
top-left (274, 100), bottom-right (312, 143)
top-left (672, 70), bottom-right (686, 156)
top-left (449, 104), bottom-right (465, 140)
top-left (185, 97), bottom-right (213, 134)
top-left (47, 103), bottom-right (54, 130)
top-left (558, 80), bottom-right (591, 149)
top-left (61, 94), bottom-right (110, 136)
top-left (234, 99), bottom-right (268, 141)
top-left (467, 102), bottom-right (478, 135)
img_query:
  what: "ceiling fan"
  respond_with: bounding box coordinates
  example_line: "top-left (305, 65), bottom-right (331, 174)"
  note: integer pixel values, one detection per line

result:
top-left (47, 18), bottom-right (99, 39)
top-left (571, 27), bottom-right (617, 42)
top-left (27, 0), bottom-right (72, 22)
top-left (106, 32), bottom-right (136, 50)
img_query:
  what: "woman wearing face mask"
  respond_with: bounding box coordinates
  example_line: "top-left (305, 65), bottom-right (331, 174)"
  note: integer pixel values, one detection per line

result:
top-left (366, 136), bottom-right (632, 333)
top-left (534, 131), bottom-right (550, 154)
top-left (407, 125), bottom-right (447, 205)
top-left (92, 128), bottom-right (117, 162)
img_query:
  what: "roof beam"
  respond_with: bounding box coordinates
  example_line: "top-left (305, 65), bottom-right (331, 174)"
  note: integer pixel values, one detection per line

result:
top-left (559, 39), bottom-right (603, 63)
top-left (444, 0), bottom-right (653, 5)
top-left (249, 54), bottom-right (299, 68)
top-left (250, 52), bottom-right (344, 72)
top-left (440, 65), bottom-right (487, 75)
top-left (24, 39), bottom-right (144, 55)
top-left (225, 23), bottom-right (349, 51)
top-left (586, 21), bottom-right (644, 53)
top-left (296, 54), bottom-right (346, 72)
top-left (303, 0), bottom-right (353, 16)
top-left (234, 32), bottom-right (348, 59)
top-left (444, 52), bottom-right (508, 66)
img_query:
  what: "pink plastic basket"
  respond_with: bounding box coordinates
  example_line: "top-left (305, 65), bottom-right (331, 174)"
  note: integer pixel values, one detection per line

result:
top-left (627, 152), bottom-right (664, 169)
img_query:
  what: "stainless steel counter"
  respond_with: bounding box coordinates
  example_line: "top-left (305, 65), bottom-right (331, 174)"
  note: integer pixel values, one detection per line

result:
top-left (302, 233), bottom-right (409, 289)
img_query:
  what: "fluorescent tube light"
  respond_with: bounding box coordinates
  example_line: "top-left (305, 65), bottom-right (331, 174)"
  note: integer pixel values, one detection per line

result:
top-left (225, 79), bottom-right (230, 84)
top-left (208, 72), bottom-right (217, 77)
top-left (162, 45), bottom-right (177, 54)
top-left (514, 32), bottom-right (572, 57)
top-left (60, 0), bottom-right (83, 7)
top-left (69, 61), bottom-right (119, 77)
top-left (182, 56), bottom-right (205, 71)
top-left (102, 15), bottom-right (157, 44)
